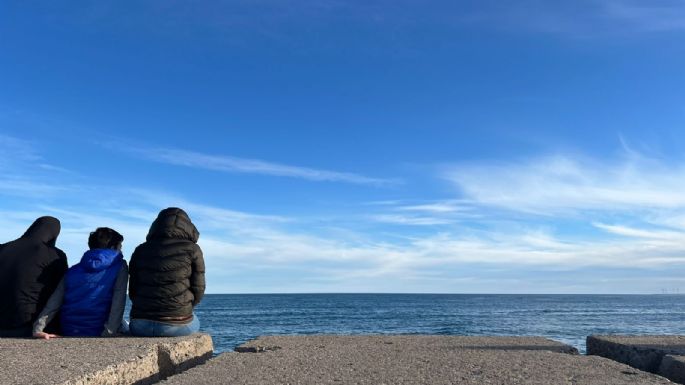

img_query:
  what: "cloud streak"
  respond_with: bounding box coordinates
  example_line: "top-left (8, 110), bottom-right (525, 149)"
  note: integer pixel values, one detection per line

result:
top-left (443, 153), bottom-right (685, 214)
top-left (0, 134), bottom-right (41, 164)
top-left (3, 133), bottom-right (685, 293)
top-left (122, 145), bottom-right (397, 186)
top-left (603, 0), bottom-right (685, 32)
top-left (2, 181), bottom-right (684, 293)
top-left (461, 0), bottom-right (685, 37)
top-left (0, 135), bottom-right (76, 197)
top-left (370, 214), bottom-right (455, 226)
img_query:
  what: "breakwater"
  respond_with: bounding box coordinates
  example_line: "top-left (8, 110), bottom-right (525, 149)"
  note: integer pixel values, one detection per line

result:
top-left (3, 334), bottom-right (685, 384)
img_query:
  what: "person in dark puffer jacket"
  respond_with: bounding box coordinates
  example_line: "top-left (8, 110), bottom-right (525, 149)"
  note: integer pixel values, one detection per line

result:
top-left (0, 216), bottom-right (68, 337)
top-left (129, 207), bottom-right (205, 337)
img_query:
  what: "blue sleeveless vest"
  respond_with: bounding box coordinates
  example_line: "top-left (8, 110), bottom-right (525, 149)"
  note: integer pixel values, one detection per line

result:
top-left (60, 249), bottom-right (123, 336)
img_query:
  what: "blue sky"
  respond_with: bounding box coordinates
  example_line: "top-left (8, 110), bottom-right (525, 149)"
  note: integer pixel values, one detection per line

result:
top-left (2, 0), bottom-right (685, 293)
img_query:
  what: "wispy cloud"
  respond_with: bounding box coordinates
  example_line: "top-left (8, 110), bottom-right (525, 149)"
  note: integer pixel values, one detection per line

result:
top-left (4, 133), bottom-right (685, 293)
top-left (2, 181), bottom-right (685, 293)
top-left (0, 134), bottom-right (75, 197)
top-left (0, 177), bottom-right (70, 197)
top-left (593, 223), bottom-right (684, 240)
top-left (370, 214), bottom-right (455, 226)
top-left (442, 153), bottom-right (685, 214)
top-left (603, 0), bottom-right (685, 32)
top-left (367, 199), bottom-right (481, 226)
top-left (0, 134), bottom-right (41, 168)
top-left (463, 0), bottom-right (685, 37)
top-left (120, 145), bottom-right (397, 186)
top-left (396, 200), bottom-right (471, 213)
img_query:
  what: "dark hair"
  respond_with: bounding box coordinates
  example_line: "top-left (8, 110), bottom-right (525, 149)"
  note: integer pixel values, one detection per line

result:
top-left (88, 227), bottom-right (124, 250)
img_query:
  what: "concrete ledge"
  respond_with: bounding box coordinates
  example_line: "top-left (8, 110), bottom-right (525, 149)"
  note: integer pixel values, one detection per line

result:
top-left (587, 335), bottom-right (685, 383)
top-left (660, 355), bottom-right (685, 384)
top-left (0, 333), bottom-right (213, 385)
top-left (163, 335), bottom-right (671, 385)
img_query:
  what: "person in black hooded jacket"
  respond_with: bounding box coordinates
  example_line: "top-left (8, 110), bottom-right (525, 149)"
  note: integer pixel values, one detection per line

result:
top-left (0, 216), bottom-right (68, 337)
top-left (129, 207), bottom-right (205, 337)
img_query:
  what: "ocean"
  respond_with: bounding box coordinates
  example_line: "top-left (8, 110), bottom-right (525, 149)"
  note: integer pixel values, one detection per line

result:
top-left (162, 294), bottom-right (685, 354)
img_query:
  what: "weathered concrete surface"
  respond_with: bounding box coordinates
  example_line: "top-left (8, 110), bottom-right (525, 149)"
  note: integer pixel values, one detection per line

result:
top-left (162, 335), bottom-right (672, 385)
top-left (0, 333), bottom-right (213, 385)
top-left (588, 335), bottom-right (685, 383)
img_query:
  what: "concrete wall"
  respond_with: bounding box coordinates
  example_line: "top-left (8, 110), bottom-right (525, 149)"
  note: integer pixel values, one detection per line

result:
top-left (587, 335), bottom-right (685, 384)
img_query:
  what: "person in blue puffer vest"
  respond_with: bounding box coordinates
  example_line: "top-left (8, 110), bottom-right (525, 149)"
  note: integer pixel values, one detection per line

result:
top-left (32, 227), bottom-right (128, 338)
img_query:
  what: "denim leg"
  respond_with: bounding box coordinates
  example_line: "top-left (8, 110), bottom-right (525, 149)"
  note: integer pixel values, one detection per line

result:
top-left (130, 314), bottom-right (199, 337)
top-left (189, 313), bottom-right (200, 333)
top-left (155, 313), bottom-right (200, 337)
top-left (129, 318), bottom-right (156, 337)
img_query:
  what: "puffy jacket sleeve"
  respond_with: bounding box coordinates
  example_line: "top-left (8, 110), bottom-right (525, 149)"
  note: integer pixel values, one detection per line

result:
top-left (190, 244), bottom-right (205, 306)
top-left (102, 263), bottom-right (128, 336)
top-left (128, 246), bottom-right (139, 301)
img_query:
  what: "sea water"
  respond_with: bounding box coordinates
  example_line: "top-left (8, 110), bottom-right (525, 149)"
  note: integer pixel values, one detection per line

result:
top-left (142, 294), bottom-right (685, 354)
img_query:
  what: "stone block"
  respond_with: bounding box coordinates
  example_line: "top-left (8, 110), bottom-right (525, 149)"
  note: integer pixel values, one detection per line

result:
top-left (587, 335), bottom-right (685, 383)
top-left (0, 333), bottom-right (213, 385)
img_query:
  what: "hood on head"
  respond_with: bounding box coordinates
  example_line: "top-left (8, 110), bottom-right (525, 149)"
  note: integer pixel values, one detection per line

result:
top-left (22, 216), bottom-right (61, 246)
top-left (80, 248), bottom-right (123, 272)
top-left (146, 207), bottom-right (199, 243)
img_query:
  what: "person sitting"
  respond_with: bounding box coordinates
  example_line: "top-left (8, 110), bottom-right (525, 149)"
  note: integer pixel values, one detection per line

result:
top-left (32, 227), bottom-right (128, 338)
top-left (129, 207), bottom-right (205, 337)
top-left (0, 216), bottom-right (68, 337)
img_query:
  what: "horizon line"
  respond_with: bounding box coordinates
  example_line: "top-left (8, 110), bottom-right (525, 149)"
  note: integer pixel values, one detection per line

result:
top-left (201, 292), bottom-right (683, 296)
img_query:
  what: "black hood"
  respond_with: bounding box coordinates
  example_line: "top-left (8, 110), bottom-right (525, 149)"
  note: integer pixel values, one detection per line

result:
top-left (21, 216), bottom-right (61, 246)
top-left (146, 207), bottom-right (199, 243)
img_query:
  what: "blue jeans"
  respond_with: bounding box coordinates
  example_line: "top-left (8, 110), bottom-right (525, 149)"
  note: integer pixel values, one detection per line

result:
top-left (129, 314), bottom-right (200, 337)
